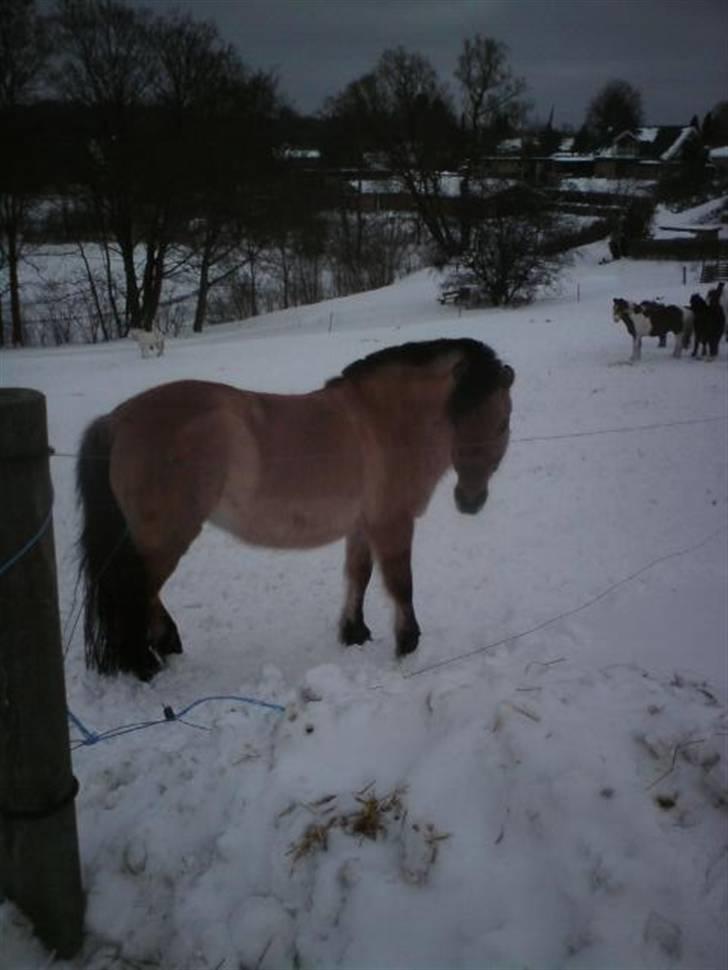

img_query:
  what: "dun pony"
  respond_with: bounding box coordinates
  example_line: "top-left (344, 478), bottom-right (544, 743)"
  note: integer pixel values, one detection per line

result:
top-left (77, 338), bottom-right (515, 680)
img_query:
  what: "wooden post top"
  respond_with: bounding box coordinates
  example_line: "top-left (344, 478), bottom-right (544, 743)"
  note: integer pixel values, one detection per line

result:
top-left (0, 388), bottom-right (49, 460)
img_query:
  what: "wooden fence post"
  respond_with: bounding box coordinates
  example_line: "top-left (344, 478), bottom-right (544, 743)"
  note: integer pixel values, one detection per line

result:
top-left (0, 388), bottom-right (84, 958)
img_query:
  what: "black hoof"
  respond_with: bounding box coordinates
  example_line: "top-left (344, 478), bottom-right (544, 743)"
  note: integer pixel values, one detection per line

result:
top-left (156, 622), bottom-right (183, 656)
top-left (396, 625), bottom-right (420, 658)
top-left (131, 646), bottom-right (165, 681)
top-left (340, 617), bottom-right (372, 646)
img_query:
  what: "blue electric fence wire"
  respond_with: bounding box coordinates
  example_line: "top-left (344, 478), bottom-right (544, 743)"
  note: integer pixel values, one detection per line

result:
top-left (0, 505), bottom-right (53, 578)
top-left (67, 708), bottom-right (99, 744)
top-left (67, 694), bottom-right (286, 749)
top-left (175, 695), bottom-right (287, 717)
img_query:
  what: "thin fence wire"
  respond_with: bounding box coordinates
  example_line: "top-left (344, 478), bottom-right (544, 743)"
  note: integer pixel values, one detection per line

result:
top-left (3, 407), bottom-right (725, 751)
top-left (44, 412), bottom-right (728, 470)
top-left (0, 504), bottom-right (54, 578)
top-left (65, 523), bottom-right (726, 749)
top-left (3, 407), bottom-right (725, 599)
top-left (402, 525), bottom-right (727, 681)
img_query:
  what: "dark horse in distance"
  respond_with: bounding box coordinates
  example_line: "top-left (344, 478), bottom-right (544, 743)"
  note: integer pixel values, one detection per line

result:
top-left (77, 338), bottom-right (514, 680)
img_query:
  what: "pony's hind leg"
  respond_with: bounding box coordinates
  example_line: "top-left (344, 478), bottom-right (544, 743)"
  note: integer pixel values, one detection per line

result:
top-left (112, 418), bottom-right (228, 678)
top-left (339, 528), bottom-right (373, 645)
top-left (77, 417), bottom-right (164, 680)
top-left (137, 537), bottom-right (201, 674)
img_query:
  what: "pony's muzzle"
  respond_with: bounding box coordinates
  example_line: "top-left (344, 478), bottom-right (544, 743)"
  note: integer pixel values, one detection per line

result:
top-left (454, 484), bottom-right (487, 515)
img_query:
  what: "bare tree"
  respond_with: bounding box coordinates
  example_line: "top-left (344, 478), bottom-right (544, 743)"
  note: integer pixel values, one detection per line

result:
top-left (330, 208), bottom-right (416, 296)
top-left (451, 188), bottom-right (569, 307)
top-left (54, 0), bottom-right (169, 336)
top-left (0, 0), bottom-right (51, 346)
top-left (325, 47), bottom-right (459, 257)
top-left (153, 12), bottom-right (242, 332)
top-left (454, 34), bottom-right (528, 249)
top-left (584, 79), bottom-right (644, 141)
top-left (703, 101), bottom-right (728, 146)
top-left (152, 12), bottom-right (284, 332)
top-left (455, 35), bottom-right (528, 156)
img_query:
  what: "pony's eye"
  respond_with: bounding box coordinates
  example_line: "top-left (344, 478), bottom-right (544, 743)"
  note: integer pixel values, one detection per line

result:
top-left (498, 419), bottom-right (509, 435)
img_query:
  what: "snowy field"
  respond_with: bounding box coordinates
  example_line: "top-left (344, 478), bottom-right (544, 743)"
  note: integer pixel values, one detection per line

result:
top-left (1, 235), bottom-right (727, 969)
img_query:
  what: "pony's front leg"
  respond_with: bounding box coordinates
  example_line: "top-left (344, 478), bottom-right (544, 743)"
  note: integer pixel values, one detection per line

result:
top-left (631, 336), bottom-right (641, 362)
top-left (369, 519), bottom-right (420, 657)
top-left (339, 528), bottom-right (373, 645)
top-left (149, 597), bottom-right (183, 657)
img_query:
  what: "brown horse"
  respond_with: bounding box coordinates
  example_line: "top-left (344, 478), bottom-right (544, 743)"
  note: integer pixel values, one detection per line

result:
top-left (77, 338), bottom-right (514, 680)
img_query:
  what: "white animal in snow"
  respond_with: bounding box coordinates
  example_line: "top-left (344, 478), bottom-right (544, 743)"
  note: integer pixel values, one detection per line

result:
top-left (129, 327), bottom-right (165, 358)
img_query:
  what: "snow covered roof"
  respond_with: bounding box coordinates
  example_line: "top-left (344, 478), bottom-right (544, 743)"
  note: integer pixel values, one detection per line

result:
top-left (496, 138), bottom-right (523, 155)
top-left (597, 125), bottom-right (696, 161)
top-left (551, 154), bottom-right (593, 163)
top-left (635, 127), bottom-right (660, 143)
top-left (659, 127), bottom-right (696, 161)
top-left (282, 148), bottom-right (321, 161)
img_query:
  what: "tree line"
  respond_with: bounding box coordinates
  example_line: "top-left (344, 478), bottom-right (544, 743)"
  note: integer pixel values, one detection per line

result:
top-left (2, 0), bottom-right (726, 346)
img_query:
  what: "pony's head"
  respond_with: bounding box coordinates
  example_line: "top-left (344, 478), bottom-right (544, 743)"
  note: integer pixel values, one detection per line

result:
top-left (612, 297), bottom-right (632, 323)
top-left (707, 282), bottom-right (725, 308)
top-left (447, 343), bottom-right (514, 515)
top-left (329, 337), bottom-right (514, 516)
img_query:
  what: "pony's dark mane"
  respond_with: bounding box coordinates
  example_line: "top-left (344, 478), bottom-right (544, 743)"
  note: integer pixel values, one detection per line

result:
top-left (327, 338), bottom-right (507, 419)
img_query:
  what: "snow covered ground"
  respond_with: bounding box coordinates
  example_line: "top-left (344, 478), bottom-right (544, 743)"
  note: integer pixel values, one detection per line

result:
top-left (653, 195), bottom-right (728, 238)
top-left (1, 236), bottom-right (726, 969)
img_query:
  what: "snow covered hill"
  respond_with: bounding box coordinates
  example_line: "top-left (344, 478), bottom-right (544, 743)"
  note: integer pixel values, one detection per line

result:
top-left (1, 237), bottom-right (726, 970)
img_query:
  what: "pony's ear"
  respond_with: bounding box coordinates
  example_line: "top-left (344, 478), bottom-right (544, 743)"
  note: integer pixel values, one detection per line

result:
top-left (500, 364), bottom-right (515, 388)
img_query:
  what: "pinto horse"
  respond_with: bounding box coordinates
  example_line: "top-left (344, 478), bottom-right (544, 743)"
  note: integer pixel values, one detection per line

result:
top-left (612, 298), bottom-right (692, 362)
top-left (76, 338), bottom-right (515, 680)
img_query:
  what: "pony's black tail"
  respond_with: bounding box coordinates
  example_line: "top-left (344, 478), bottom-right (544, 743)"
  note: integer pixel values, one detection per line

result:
top-left (76, 416), bottom-right (150, 675)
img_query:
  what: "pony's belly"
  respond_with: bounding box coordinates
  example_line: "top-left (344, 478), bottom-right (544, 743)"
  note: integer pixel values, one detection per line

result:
top-left (210, 496), bottom-right (358, 550)
top-left (633, 314), bottom-right (652, 338)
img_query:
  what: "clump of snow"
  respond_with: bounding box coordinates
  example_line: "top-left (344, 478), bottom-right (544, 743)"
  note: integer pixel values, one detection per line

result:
top-left (1, 219), bottom-right (726, 969)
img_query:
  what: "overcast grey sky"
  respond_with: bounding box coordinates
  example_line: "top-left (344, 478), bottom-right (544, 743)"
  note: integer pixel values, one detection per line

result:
top-left (136, 0), bottom-right (726, 126)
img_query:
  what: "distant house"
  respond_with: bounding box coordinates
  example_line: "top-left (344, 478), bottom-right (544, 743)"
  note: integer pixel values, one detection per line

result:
top-left (292, 122), bottom-right (719, 223)
top-left (475, 124), bottom-right (705, 184)
top-left (592, 125), bottom-right (701, 180)
top-left (708, 145), bottom-right (728, 172)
